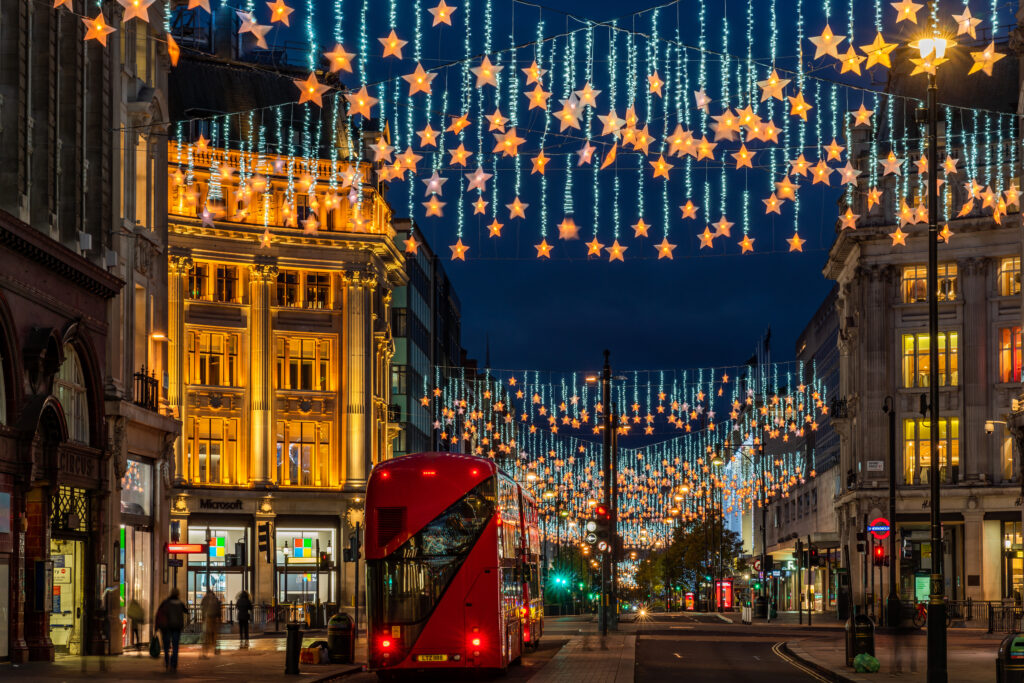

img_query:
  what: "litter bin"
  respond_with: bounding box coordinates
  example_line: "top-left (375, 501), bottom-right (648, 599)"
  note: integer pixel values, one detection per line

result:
top-left (327, 612), bottom-right (355, 664)
top-left (997, 633), bottom-right (1024, 682)
top-left (754, 596), bottom-right (768, 619)
top-left (845, 614), bottom-right (875, 667)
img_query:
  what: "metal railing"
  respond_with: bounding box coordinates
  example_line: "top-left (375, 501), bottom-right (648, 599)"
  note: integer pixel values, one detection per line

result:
top-left (133, 367), bottom-right (160, 411)
top-left (183, 601), bottom-right (339, 634)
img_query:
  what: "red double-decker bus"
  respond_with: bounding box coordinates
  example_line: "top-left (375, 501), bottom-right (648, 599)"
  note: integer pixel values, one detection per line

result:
top-left (365, 452), bottom-right (543, 675)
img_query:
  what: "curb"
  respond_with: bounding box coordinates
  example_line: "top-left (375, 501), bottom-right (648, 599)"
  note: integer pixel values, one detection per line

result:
top-left (309, 664), bottom-right (365, 681)
top-left (778, 642), bottom-right (857, 683)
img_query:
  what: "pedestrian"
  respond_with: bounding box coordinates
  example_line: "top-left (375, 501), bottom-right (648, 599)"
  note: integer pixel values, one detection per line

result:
top-left (154, 588), bottom-right (186, 673)
top-left (126, 598), bottom-right (145, 650)
top-left (201, 589), bottom-right (222, 657)
top-left (235, 590), bottom-right (253, 648)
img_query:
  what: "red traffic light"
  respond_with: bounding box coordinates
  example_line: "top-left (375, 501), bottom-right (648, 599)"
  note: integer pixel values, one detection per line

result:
top-left (596, 505), bottom-right (608, 518)
top-left (873, 545), bottom-right (885, 558)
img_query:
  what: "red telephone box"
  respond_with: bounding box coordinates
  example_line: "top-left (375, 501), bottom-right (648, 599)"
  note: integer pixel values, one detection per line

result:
top-left (714, 579), bottom-right (733, 610)
top-left (684, 592), bottom-right (695, 611)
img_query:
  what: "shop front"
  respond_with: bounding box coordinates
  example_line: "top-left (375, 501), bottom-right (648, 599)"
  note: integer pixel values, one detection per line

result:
top-left (48, 486), bottom-right (92, 656)
top-left (274, 521), bottom-right (338, 624)
top-left (119, 459), bottom-right (155, 650)
top-left (185, 521), bottom-right (252, 605)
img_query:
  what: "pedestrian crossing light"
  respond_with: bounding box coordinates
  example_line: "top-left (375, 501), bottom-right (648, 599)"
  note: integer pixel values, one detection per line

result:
top-left (873, 544), bottom-right (886, 567)
top-left (257, 522), bottom-right (273, 563)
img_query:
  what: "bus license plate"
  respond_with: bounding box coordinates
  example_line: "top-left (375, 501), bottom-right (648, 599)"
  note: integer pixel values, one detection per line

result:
top-left (416, 654), bottom-right (448, 662)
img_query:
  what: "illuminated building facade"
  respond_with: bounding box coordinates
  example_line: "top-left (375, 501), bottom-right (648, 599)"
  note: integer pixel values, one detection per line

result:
top-left (164, 55), bottom-right (405, 616)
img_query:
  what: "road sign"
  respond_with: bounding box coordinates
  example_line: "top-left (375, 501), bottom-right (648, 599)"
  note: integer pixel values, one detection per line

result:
top-left (166, 543), bottom-right (206, 554)
top-left (167, 558), bottom-right (184, 568)
top-left (585, 532), bottom-right (597, 545)
top-left (868, 517), bottom-right (891, 540)
top-left (753, 558), bottom-right (762, 572)
top-left (585, 521), bottom-right (597, 533)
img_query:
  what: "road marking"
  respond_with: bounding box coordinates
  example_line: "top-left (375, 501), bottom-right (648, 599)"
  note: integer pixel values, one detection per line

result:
top-left (771, 642), bottom-right (831, 682)
top-left (669, 626), bottom-right (693, 629)
top-left (753, 655), bottom-right (760, 660)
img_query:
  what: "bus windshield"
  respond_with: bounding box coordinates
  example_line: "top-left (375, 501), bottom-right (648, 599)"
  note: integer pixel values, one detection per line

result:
top-left (368, 477), bottom-right (496, 631)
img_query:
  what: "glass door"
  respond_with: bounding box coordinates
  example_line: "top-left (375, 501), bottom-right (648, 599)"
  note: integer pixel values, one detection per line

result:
top-left (50, 539), bottom-right (84, 655)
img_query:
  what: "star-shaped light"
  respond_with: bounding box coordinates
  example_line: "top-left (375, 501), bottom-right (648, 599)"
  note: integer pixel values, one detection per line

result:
top-left (324, 44), bottom-right (355, 73)
top-left (423, 196), bottom-right (446, 217)
top-left (695, 136), bottom-right (717, 161)
top-left (525, 85), bottom-right (551, 111)
top-left (535, 239), bottom-right (553, 259)
top-left (953, 7), bottom-right (981, 39)
top-left (738, 235), bottom-right (755, 254)
top-left (345, 86), bottom-right (378, 119)
top-left (599, 111), bottom-right (626, 137)
top-left (632, 219), bottom-right (651, 238)
top-left (711, 109), bottom-right (741, 141)
top-left (600, 142), bottom-right (618, 170)
top-left (655, 237), bottom-right (677, 259)
top-left (650, 155), bottom-right (673, 179)
top-left (118, 0), bottom-right (155, 23)
top-left (586, 238), bottom-right (604, 256)
top-left (775, 176), bottom-right (798, 200)
top-left (861, 32), bottom-right (897, 69)
top-left (506, 197), bottom-right (529, 219)
top-left (403, 63), bottom-right (437, 95)
top-left (732, 145), bottom-right (754, 169)
top-left (449, 239), bottom-right (469, 261)
top-left (694, 89), bottom-right (712, 112)
top-left (485, 108), bottom-right (509, 131)
top-left (808, 24), bottom-right (846, 60)
top-left (666, 125), bottom-right (694, 156)
top-left (493, 128), bottom-right (525, 157)
top-left (943, 155), bottom-right (960, 175)
top-left (416, 123), bottom-right (439, 147)
top-left (789, 154), bottom-right (811, 177)
top-left (838, 162), bottom-right (861, 185)
top-left (648, 71), bottom-right (664, 97)
top-left (758, 69), bottom-right (791, 102)
top-left (294, 72), bottom-right (329, 107)
top-left (811, 160), bottom-right (833, 185)
top-left (853, 104), bottom-right (874, 127)
top-left (839, 45), bottom-right (866, 75)
top-left (763, 193), bottom-right (783, 215)
top-left (824, 138), bottom-right (845, 162)
top-left (889, 227), bottom-right (908, 245)
top-left (379, 30), bottom-right (408, 59)
top-left (531, 150), bottom-right (550, 175)
top-left (167, 34), bottom-right (180, 66)
top-left (422, 172), bottom-right (447, 196)
top-left (914, 155), bottom-right (929, 177)
top-left (605, 240), bottom-right (627, 262)
top-left (698, 228), bottom-right (716, 249)
top-left (82, 12), bottom-right (116, 46)
top-left (969, 41), bottom-right (1005, 76)
top-left (428, 0), bottom-right (457, 26)
top-left (789, 92), bottom-right (813, 120)
top-left (266, 0), bottom-right (293, 25)
top-left (487, 218), bottom-right (503, 237)
top-left (557, 218), bottom-right (579, 240)
top-left (554, 97), bottom-right (583, 131)
top-left (787, 233), bottom-right (806, 252)
top-left (576, 142), bottom-right (597, 166)
top-left (471, 56), bottom-right (503, 88)
top-left (891, 0), bottom-right (924, 24)
top-left (867, 186), bottom-right (883, 209)
top-left (680, 200), bottom-right (699, 220)
top-left (840, 207), bottom-right (860, 230)
top-left (575, 83), bottom-right (602, 108)
top-left (465, 166), bottom-right (492, 192)
top-left (522, 60), bottom-right (547, 85)
top-left (301, 214), bottom-right (319, 235)
top-left (880, 151), bottom-right (903, 176)
top-left (712, 216), bottom-right (734, 238)
top-left (1004, 184), bottom-right (1021, 209)
top-left (259, 228), bottom-right (272, 248)
top-left (472, 197), bottom-right (488, 215)
top-left (404, 236), bottom-right (420, 254)
top-left (939, 224), bottom-right (954, 243)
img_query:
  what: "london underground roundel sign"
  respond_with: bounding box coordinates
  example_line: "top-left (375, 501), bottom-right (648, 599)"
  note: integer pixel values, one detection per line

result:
top-left (868, 517), bottom-right (891, 540)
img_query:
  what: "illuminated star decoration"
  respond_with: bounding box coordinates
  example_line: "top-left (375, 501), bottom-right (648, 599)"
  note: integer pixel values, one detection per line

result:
top-left (698, 228), bottom-right (716, 249)
top-left (889, 227), bottom-right (908, 246)
top-left (891, 0), bottom-right (924, 24)
top-left (187, 0), bottom-right (211, 10)
top-left (786, 233), bottom-right (806, 252)
top-left (324, 45), bottom-right (355, 73)
top-left (345, 86), bottom-right (378, 119)
top-left (953, 7), bottom-right (981, 39)
top-left (605, 240), bottom-right (627, 262)
top-left (465, 166), bottom-right (493, 192)
top-left (535, 239), bottom-right (553, 259)
top-left (880, 151), bottom-right (904, 176)
top-left (167, 34), bottom-right (180, 66)
top-left (712, 216), bottom-right (733, 238)
top-left (379, 30), bottom-right (408, 59)
top-left (840, 208), bottom-right (860, 230)
top-left (939, 224), bottom-right (954, 243)
top-left (576, 142), bottom-right (597, 166)
top-left (403, 235), bottom-right (419, 254)
top-left (449, 239), bottom-right (469, 261)
top-left (531, 150), bottom-right (550, 175)
top-left (655, 237), bottom-right (677, 260)
top-left (808, 24), bottom-right (846, 60)
top-left (266, 0), bottom-right (294, 25)
top-left (763, 193), bottom-right (782, 215)
top-left (487, 219), bottom-right (503, 237)
top-left (969, 41), bottom-right (1005, 76)
top-left (403, 63), bottom-right (437, 95)
top-left (294, 72), bottom-right (330, 107)
top-left (648, 71), bottom-right (664, 97)
top-left (82, 12), bottom-right (117, 45)
top-left (824, 138), bottom-right (845, 162)
top-left (853, 104), bottom-right (874, 127)
top-left (421, 172), bottom-right (447, 196)
top-left (557, 218), bottom-right (579, 240)
top-left (861, 33), bottom-right (896, 69)
top-left (839, 45), bottom-right (865, 75)
top-left (738, 235), bottom-right (755, 254)
top-left (632, 219), bottom-right (650, 238)
top-left (471, 56), bottom-right (503, 88)
top-left (428, 0), bottom-right (457, 26)
top-left (118, 0), bottom-right (155, 23)
top-left (423, 196), bottom-right (446, 217)
top-left (757, 69), bottom-right (790, 102)
top-left (680, 201), bottom-right (699, 220)
top-left (694, 89), bottom-right (712, 112)
top-left (522, 60), bottom-right (548, 85)
top-left (586, 237), bottom-right (604, 256)
top-left (506, 197), bottom-right (529, 220)
top-left (788, 91), bottom-right (813, 120)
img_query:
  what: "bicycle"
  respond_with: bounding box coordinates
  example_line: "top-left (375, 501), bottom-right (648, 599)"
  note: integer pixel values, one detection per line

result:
top-left (911, 601), bottom-right (953, 628)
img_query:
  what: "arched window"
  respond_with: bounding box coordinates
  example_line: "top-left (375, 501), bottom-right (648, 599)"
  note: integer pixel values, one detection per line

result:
top-left (55, 344), bottom-right (89, 443)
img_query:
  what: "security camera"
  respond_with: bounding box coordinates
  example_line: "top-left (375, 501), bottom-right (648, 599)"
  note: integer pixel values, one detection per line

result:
top-left (985, 421), bottom-right (995, 435)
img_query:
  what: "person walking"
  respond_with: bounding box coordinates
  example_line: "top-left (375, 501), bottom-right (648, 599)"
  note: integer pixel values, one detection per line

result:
top-left (235, 590), bottom-right (253, 648)
top-left (126, 598), bottom-right (145, 650)
top-left (200, 589), bottom-right (222, 657)
top-left (154, 588), bottom-right (186, 673)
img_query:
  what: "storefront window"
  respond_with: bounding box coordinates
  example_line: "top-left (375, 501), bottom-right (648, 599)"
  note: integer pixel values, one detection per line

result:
top-left (120, 459), bottom-right (152, 516)
top-left (120, 525), bottom-right (152, 649)
top-left (275, 528), bottom-right (336, 603)
top-left (187, 526), bottom-right (249, 605)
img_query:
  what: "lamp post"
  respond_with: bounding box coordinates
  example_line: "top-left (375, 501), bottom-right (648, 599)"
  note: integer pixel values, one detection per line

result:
top-left (883, 397), bottom-right (900, 630)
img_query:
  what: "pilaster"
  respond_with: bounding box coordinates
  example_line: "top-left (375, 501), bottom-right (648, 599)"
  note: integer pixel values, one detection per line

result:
top-left (343, 270), bottom-right (376, 491)
top-left (167, 253), bottom-right (191, 485)
top-left (961, 257), bottom-right (990, 480)
top-left (249, 262), bottom-right (278, 486)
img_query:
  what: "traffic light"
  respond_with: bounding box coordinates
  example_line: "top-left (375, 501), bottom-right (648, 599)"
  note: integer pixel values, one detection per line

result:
top-left (808, 545), bottom-right (819, 567)
top-left (795, 538), bottom-right (804, 568)
top-left (589, 505), bottom-right (611, 553)
top-left (873, 544), bottom-right (885, 567)
top-left (257, 522), bottom-right (272, 564)
top-left (318, 551), bottom-right (332, 571)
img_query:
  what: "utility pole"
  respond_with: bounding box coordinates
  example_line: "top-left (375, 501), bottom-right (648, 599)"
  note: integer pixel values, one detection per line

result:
top-left (600, 350), bottom-right (613, 635)
top-left (884, 397), bottom-right (900, 629)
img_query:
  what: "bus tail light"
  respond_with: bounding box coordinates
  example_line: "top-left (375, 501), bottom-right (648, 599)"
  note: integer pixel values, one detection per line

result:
top-left (380, 638), bottom-right (393, 650)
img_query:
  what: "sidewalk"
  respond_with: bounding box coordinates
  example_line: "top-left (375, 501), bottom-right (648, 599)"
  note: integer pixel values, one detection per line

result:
top-left (0, 634), bottom-right (367, 682)
top-left (786, 630), bottom-right (1000, 682)
top-left (528, 629), bottom-right (634, 683)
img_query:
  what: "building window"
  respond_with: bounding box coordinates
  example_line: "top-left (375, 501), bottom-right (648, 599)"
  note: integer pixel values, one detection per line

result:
top-left (901, 332), bottom-right (959, 387)
top-left (275, 337), bottom-right (331, 391)
top-left (391, 365), bottom-right (408, 396)
top-left (275, 421), bottom-right (329, 486)
top-left (902, 264), bottom-right (957, 303)
top-left (190, 417), bottom-right (239, 484)
top-left (1000, 327), bottom-right (1022, 383)
top-left (214, 265), bottom-right (238, 303)
top-left (1003, 436), bottom-right (1017, 482)
top-left (903, 417), bottom-right (960, 485)
top-left (277, 270), bottom-right (300, 307)
top-left (188, 331), bottom-right (239, 386)
top-left (305, 273), bottom-right (331, 309)
top-left (188, 263), bottom-right (208, 299)
top-left (55, 344), bottom-right (89, 443)
top-left (999, 257), bottom-right (1021, 296)
top-left (1002, 521), bottom-right (1023, 600)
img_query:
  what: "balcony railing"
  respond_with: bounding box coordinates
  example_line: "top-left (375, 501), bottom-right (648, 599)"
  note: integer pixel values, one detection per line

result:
top-left (133, 367), bottom-right (160, 412)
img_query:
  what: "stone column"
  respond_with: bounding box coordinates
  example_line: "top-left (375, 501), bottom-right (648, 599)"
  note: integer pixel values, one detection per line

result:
top-left (167, 254), bottom-right (191, 485)
top-left (343, 270), bottom-right (375, 491)
top-left (249, 263), bottom-right (278, 486)
top-left (961, 258), bottom-right (989, 481)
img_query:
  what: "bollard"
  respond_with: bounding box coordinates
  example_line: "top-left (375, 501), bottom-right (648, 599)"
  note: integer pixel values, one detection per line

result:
top-left (285, 622), bottom-right (302, 675)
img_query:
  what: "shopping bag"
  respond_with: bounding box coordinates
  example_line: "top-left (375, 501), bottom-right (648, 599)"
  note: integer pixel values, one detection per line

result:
top-left (149, 635), bottom-right (161, 659)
